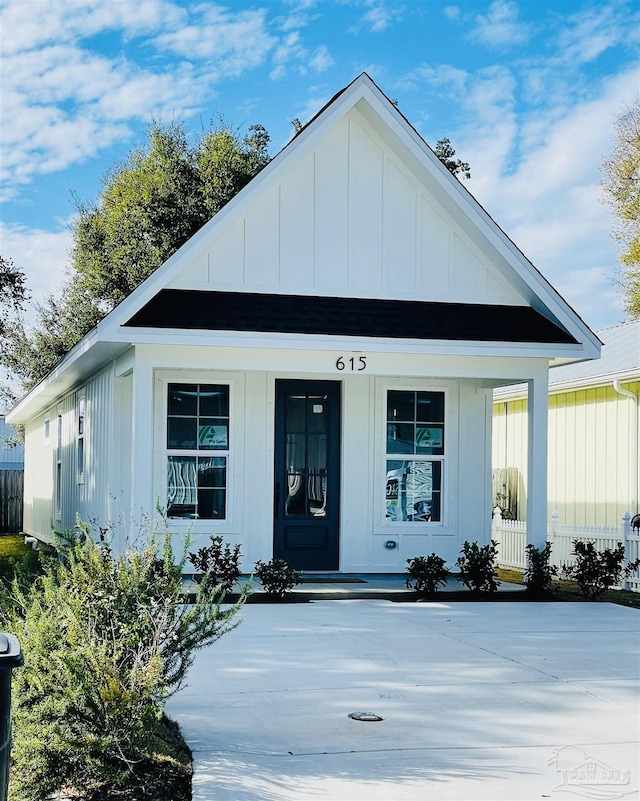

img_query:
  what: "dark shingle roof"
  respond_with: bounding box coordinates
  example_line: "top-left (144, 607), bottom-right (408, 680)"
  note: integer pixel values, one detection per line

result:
top-left (125, 289), bottom-right (576, 344)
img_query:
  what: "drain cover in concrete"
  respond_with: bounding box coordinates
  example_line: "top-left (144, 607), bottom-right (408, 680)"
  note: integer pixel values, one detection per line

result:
top-left (348, 712), bottom-right (384, 722)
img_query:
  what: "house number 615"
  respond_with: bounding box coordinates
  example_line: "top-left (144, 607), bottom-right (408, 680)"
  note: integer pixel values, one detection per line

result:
top-left (336, 356), bottom-right (367, 371)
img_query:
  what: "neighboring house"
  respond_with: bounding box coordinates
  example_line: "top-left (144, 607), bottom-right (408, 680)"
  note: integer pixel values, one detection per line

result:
top-left (0, 416), bottom-right (23, 470)
top-left (493, 320), bottom-right (639, 528)
top-left (0, 415), bottom-right (24, 533)
top-left (7, 74), bottom-right (600, 572)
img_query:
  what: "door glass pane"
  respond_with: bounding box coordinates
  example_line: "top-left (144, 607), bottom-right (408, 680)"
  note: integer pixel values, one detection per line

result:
top-left (307, 434), bottom-right (327, 471)
top-left (286, 473), bottom-right (306, 515)
top-left (286, 434), bottom-right (306, 471)
top-left (308, 471), bottom-right (327, 516)
top-left (307, 396), bottom-right (328, 433)
top-left (284, 392), bottom-right (331, 518)
top-left (286, 396), bottom-right (306, 432)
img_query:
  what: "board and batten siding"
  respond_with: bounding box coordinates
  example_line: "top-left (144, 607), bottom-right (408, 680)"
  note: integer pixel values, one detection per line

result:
top-left (23, 366), bottom-right (118, 542)
top-left (168, 110), bottom-right (524, 308)
top-left (149, 355), bottom-right (492, 572)
top-left (492, 381), bottom-right (639, 527)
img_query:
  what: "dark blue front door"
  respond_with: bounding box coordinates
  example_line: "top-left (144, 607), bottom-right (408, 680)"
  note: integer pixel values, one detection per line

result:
top-left (273, 380), bottom-right (340, 570)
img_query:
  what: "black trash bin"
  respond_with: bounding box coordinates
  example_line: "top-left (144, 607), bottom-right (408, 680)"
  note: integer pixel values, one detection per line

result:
top-left (0, 633), bottom-right (23, 801)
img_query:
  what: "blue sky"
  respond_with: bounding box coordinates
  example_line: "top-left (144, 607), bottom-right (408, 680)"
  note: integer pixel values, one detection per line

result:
top-left (1, 0), bottom-right (638, 331)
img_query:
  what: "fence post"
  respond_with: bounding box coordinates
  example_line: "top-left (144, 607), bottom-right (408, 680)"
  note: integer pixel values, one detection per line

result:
top-left (623, 512), bottom-right (632, 590)
top-left (549, 509), bottom-right (559, 553)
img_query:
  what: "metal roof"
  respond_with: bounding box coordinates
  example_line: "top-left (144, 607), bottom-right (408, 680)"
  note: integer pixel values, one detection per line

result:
top-left (548, 320), bottom-right (639, 387)
top-left (494, 320), bottom-right (639, 398)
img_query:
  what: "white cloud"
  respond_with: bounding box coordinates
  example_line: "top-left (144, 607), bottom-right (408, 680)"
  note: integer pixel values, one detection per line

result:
top-left (468, 0), bottom-right (531, 49)
top-left (151, 6), bottom-right (276, 70)
top-left (554, 3), bottom-right (640, 66)
top-left (361, 2), bottom-right (399, 33)
top-left (0, 0), bottom-right (185, 56)
top-left (293, 92), bottom-right (332, 128)
top-left (348, 1), bottom-right (402, 34)
top-left (0, 222), bottom-right (72, 313)
top-left (443, 6), bottom-right (460, 22)
top-left (457, 67), bottom-right (638, 329)
top-left (0, 1), bottom-right (280, 200)
top-left (309, 45), bottom-right (334, 73)
top-left (411, 64), bottom-right (468, 95)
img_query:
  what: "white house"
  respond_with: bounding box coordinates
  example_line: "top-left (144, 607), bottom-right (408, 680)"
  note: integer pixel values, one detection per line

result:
top-left (7, 74), bottom-right (600, 573)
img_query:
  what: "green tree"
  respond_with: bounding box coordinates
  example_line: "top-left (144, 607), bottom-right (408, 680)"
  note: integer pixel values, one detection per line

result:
top-left (0, 256), bottom-right (27, 338)
top-left (3, 119), bottom-right (270, 393)
top-left (434, 137), bottom-right (471, 180)
top-left (601, 98), bottom-right (640, 319)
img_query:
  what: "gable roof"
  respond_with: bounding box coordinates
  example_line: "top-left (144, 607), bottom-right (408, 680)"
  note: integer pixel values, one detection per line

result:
top-left (8, 73), bottom-right (600, 425)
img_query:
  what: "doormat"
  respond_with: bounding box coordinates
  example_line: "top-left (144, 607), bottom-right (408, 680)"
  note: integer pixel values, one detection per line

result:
top-left (300, 577), bottom-right (367, 584)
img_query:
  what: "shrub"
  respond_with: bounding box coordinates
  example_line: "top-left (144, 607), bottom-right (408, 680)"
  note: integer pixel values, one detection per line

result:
top-left (254, 558), bottom-right (301, 599)
top-left (405, 554), bottom-right (449, 595)
top-left (562, 540), bottom-right (640, 600)
top-left (3, 516), bottom-right (244, 801)
top-left (187, 535), bottom-right (242, 594)
top-left (524, 542), bottom-right (558, 597)
top-left (455, 540), bottom-right (500, 594)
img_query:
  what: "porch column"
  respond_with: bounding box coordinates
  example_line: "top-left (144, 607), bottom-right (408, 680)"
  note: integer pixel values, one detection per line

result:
top-left (526, 370), bottom-right (548, 549)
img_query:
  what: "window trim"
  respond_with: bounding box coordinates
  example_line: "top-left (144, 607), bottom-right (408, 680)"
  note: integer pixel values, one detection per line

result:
top-left (381, 384), bottom-right (449, 528)
top-left (77, 396), bottom-right (85, 484)
top-left (55, 410), bottom-right (63, 519)
top-left (163, 379), bottom-right (233, 523)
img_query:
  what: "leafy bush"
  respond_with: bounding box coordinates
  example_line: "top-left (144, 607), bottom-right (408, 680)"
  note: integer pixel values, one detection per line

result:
top-left (562, 540), bottom-right (640, 600)
top-left (187, 535), bottom-right (242, 594)
top-left (455, 540), bottom-right (500, 594)
top-left (524, 542), bottom-right (558, 597)
top-left (3, 517), bottom-right (244, 801)
top-left (254, 558), bottom-right (301, 599)
top-left (405, 554), bottom-right (449, 595)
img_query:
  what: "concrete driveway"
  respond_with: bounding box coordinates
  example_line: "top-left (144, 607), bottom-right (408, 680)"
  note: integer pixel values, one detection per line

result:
top-left (166, 600), bottom-right (640, 800)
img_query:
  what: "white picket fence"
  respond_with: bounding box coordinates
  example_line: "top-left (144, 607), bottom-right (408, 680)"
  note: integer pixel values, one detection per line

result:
top-left (492, 509), bottom-right (640, 592)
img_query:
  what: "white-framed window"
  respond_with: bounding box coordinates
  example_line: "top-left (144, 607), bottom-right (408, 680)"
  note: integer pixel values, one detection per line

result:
top-left (385, 389), bottom-right (445, 524)
top-left (77, 396), bottom-right (85, 483)
top-left (55, 411), bottom-right (63, 517)
top-left (166, 383), bottom-right (230, 520)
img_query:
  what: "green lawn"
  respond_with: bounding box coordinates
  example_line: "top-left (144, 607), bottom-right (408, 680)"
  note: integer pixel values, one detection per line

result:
top-left (496, 566), bottom-right (640, 609)
top-left (0, 533), bottom-right (31, 560)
